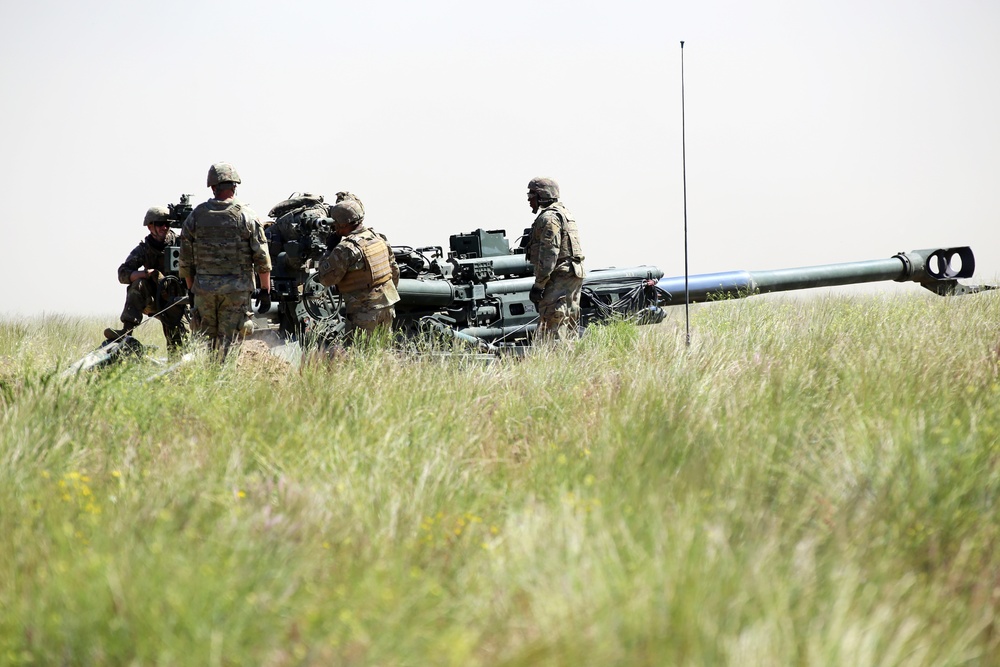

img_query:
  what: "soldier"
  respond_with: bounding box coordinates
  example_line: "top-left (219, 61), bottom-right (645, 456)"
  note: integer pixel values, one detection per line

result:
top-left (104, 206), bottom-right (190, 352)
top-left (315, 193), bottom-right (400, 343)
top-left (525, 177), bottom-right (585, 342)
top-left (178, 162), bottom-right (272, 357)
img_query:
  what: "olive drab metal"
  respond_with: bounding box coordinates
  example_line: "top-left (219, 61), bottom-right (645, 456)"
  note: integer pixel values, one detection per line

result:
top-left (207, 162), bottom-right (241, 187)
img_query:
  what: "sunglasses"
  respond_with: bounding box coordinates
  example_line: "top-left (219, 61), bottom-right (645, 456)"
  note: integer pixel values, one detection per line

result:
top-left (153, 222), bottom-right (171, 228)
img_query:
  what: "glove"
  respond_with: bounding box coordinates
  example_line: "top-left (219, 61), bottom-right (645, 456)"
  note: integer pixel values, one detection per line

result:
top-left (252, 288), bottom-right (272, 314)
top-left (529, 284), bottom-right (544, 305)
top-left (326, 232), bottom-right (342, 249)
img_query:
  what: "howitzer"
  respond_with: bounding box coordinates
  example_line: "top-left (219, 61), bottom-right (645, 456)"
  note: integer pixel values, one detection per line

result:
top-left (254, 225), bottom-right (992, 350)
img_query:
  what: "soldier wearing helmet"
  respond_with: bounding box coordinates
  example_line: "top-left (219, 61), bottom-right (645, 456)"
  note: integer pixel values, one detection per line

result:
top-left (315, 192), bottom-right (400, 343)
top-left (103, 205), bottom-right (190, 352)
top-left (178, 162), bottom-right (272, 357)
top-left (525, 177), bottom-right (586, 342)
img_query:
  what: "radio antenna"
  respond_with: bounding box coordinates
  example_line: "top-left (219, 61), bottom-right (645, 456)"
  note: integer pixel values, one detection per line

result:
top-left (680, 40), bottom-right (691, 347)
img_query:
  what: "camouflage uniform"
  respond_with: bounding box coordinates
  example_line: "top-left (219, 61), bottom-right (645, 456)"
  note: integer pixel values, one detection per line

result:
top-left (178, 198), bottom-right (272, 349)
top-left (316, 226), bottom-right (400, 340)
top-left (527, 201), bottom-right (585, 342)
top-left (115, 230), bottom-right (189, 350)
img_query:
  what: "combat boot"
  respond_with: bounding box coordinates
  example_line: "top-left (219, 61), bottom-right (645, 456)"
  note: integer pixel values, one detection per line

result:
top-left (104, 324), bottom-right (136, 341)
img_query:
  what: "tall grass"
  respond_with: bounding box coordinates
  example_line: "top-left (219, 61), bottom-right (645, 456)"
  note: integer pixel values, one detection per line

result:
top-left (1, 294), bottom-right (998, 665)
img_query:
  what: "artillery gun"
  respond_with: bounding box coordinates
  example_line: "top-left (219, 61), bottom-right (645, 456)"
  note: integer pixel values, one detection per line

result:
top-left (254, 215), bottom-right (992, 350)
top-left (156, 194), bottom-right (193, 279)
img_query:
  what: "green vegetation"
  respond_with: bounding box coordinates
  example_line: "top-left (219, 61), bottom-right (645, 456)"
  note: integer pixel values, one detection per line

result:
top-left (2, 294), bottom-right (998, 666)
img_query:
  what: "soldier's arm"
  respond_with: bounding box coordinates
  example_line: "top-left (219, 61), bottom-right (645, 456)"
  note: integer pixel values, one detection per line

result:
top-left (247, 216), bottom-right (272, 273)
top-left (316, 244), bottom-right (357, 288)
top-left (243, 214), bottom-right (271, 291)
top-left (533, 212), bottom-right (562, 288)
top-left (118, 242), bottom-right (147, 285)
top-left (177, 213), bottom-right (196, 289)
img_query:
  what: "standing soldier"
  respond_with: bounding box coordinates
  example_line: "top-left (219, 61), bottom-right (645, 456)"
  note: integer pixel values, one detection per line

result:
top-left (178, 162), bottom-right (272, 357)
top-left (104, 206), bottom-right (189, 352)
top-left (316, 193), bottom-right (400, 343)
top-left (525, 177), bottom-right (585, 342)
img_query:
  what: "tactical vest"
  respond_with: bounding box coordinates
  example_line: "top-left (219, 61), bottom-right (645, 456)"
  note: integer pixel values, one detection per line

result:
top-left (336, 229), bottom-right (394, 293)
top-left (530, 202), bottom-right (584, 266)
top-left (192, 201), bottom-right (252, 275)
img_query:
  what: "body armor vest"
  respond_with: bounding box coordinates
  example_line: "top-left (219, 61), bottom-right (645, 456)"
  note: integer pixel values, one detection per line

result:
top-left (192, 202), bottom-right (252, 275)
top-left (529, 202), bottom-right (584, 266)
top-left (337, 229), bottom-right (394, 293)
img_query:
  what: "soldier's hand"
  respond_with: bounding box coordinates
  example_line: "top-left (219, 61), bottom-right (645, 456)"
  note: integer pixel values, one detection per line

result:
top-left (147, 269), bottom-right (160, 282)
top-left (529, 284), bottom-right (544, 305)
top-left (252, 288), bottom-right (272, 314)
top-left (326, 232), bottom-right (342, 249)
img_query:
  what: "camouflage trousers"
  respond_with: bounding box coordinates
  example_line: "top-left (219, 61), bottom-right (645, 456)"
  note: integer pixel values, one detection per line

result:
top-left (193, 291), bottom-right (253, 351)
top-left (344, 306), bottom-right (395, 344)
top-left (120, 276), bottom-right (190, 351)
top-left (535, 271), bottom-right (583, 343)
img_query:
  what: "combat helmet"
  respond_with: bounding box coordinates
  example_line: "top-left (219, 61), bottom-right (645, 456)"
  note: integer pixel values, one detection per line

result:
top-left (328, 198), bottom-right (365, 227)
top-left (143, 206), bottom-right (170, 227)
top-left (207, 162), bottom-right (241, 187)
top-left (335, 191), bottom-right (365, 215)
top-left (527, 177), bottom-right (560, 202)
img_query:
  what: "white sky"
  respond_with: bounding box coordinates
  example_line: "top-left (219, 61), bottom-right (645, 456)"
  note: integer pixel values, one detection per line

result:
top-left (1, 0), bottom-right (998, 317)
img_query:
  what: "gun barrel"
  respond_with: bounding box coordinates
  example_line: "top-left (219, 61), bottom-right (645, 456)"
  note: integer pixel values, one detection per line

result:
top-left (655, 247), bottom-right (976, 304)
top-left (398, 265), bottom-right (666, 307)
top-left (397, 279), bottom-right (455, 306)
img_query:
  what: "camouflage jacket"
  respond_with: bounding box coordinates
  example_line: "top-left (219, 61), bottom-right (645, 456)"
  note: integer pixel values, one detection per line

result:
top-left (526, 201), bottom-right (585, 287)
top-left (178, 198), bottom-right (272, 294)
top-left (117, 230), bottom-right (178, 284)
top-left (317, 226), bottom-right (400, 314)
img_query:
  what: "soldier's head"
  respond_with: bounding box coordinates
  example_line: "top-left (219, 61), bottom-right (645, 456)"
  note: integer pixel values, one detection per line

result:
top-left (143, 205), bottom-right (171, 243)
top-left (328, 197), bottom-right (365, 234)
top-left (334, 191), bottom-right (365, 215)
top-left (527, 177), bottom-right (560, 213)
top-left (207, 162), bottom-right (241, 199)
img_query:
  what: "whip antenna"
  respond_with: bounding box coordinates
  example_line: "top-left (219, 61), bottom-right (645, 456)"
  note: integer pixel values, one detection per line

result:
top-left (680, 40), bottom-right (691, 346)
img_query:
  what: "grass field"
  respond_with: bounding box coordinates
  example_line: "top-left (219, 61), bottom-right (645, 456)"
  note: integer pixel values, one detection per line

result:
top-left (1, 293), bottom-right (998, 666)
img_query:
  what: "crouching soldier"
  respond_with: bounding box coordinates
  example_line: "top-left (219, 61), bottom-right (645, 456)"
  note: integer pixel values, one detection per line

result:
top-left (104, 206), bottom-right (189, 351)
top-left (315, 194), bottom-right (400, 344)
